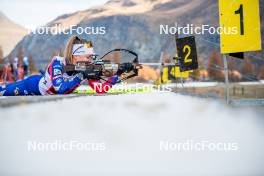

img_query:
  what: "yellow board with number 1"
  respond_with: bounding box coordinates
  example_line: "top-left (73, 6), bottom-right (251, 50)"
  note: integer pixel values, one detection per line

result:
top-left (219, 0), bottom-right (262, 53)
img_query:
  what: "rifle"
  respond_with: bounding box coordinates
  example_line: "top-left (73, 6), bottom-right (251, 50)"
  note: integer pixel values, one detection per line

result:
top-left (63, 48), bottom-right (142, 83)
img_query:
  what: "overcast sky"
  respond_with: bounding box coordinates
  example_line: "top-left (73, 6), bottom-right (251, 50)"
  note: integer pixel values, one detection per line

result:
top-left (0, 0), bottom-right (108, 29)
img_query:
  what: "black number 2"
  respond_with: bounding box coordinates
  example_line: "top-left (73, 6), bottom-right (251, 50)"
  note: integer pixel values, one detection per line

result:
top-left (235, 4), bottom-right (244, 35)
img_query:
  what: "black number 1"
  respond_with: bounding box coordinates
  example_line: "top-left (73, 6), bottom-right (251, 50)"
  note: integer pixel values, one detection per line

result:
top-left (235, 4), bottom-right (244, 35)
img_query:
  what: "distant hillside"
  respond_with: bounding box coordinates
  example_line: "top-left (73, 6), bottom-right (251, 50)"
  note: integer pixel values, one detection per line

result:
top-left (0, 11), bottom-right (27, 57)
top-left (7, 0), bottom-right (264, 70)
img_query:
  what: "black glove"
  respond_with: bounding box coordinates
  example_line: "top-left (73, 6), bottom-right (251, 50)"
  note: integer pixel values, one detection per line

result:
top-left (82, 69), bottom-right (101, 80)
top-left (117, 63), bottom-right (134, 75)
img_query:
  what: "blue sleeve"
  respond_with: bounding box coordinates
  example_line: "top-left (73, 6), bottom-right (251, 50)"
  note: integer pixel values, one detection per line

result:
top-left (50, 59), bottom-right (82, 94)
top-left (108, 75), bottom-right (119, 85)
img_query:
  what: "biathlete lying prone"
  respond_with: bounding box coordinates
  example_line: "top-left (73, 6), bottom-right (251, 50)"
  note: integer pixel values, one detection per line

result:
top-left (0, 36), bottom-right (138, 96)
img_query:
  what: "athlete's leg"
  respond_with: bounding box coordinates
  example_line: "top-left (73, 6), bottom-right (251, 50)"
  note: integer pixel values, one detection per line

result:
top-left (0, 79), bottom-right (28, 96)
top-left (0, 75), bottom-right (42, 96)
top-left (24, 75), bottom-right (42, 95)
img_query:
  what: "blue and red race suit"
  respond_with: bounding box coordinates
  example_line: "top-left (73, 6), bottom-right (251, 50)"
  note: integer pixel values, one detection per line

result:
top-left (0, 56), bottom-right (117, 96)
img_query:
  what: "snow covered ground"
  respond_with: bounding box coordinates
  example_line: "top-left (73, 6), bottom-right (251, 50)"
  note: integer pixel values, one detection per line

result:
top-left (0, 92), bottom-right (264, 175)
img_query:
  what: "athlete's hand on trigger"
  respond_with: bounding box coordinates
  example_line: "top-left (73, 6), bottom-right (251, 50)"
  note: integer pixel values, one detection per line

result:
top-left (102, 69), bottom-right (111, 77)
top-left (102, 68), bottom-right (116, 77)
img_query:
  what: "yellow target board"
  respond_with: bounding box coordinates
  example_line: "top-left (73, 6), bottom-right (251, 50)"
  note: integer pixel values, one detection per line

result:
top-left (219, 0), bottom-right (262, 53)
top-left (169, 66), bottom-right (190, 78)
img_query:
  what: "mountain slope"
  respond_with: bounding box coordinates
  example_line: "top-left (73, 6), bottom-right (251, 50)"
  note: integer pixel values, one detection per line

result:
top-left (7, 0), bottom-right (264, 69)
top-left (0, 12), bottom-right (27, 57)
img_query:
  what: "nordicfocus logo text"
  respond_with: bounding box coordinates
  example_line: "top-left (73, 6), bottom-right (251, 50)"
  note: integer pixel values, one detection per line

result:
top-left (160, 140), bottom-right (239, 152)
top-left (160, 23), bottom-right (238, 35)
top-left (28, 24), bottom-right (106, 35)
top-left (27, 140), bottom-right (106, 152)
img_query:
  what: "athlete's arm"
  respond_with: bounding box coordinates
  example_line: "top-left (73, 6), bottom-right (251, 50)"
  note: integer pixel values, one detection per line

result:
top-left (50, 58), bottom-right (83, 94)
